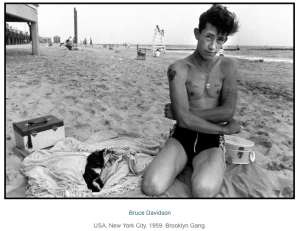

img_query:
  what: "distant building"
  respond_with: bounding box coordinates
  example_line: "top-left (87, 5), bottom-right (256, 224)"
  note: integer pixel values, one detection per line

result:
top-left (39, 37), bottom-right (52, 43)
top-left (53, 36), bottom-right (60, 43)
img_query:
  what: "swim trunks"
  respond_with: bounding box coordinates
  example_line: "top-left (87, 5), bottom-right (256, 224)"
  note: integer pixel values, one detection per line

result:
top-left (169, 123), bottom-right (226, 163)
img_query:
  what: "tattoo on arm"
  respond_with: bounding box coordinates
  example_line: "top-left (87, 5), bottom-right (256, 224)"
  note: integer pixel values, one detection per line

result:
top-left (224, 88), bottom-right (237, 99)
top-left (221, 88), bottom-right (237, 103)
top-left (167, 69), bottom-right (176, 82)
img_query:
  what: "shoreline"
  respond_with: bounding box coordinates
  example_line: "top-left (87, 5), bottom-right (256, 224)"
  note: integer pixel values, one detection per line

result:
top-left (9, 44), bottom-right (293, 63)
top-left (164, 50), bottom-right (293, 63)
top-left (222, 54), bottom-right (293, 63)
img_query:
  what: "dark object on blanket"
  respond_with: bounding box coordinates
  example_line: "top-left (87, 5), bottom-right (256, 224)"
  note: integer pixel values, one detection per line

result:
top-left (83, 150), bottom-right (105, 192)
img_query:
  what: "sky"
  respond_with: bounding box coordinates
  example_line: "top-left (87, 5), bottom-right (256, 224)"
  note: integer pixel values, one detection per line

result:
top-left (8, 3), bottom-right (294, 46)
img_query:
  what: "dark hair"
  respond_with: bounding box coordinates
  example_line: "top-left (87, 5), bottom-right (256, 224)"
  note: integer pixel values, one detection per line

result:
top-left (199, 4), bottom-right (239, 36)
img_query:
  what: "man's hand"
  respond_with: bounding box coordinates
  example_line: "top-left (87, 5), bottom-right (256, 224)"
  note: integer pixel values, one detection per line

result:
top-left (164, 103), bottom-right (176, 120)
top-left (223, 119), bottom-right (241, 134)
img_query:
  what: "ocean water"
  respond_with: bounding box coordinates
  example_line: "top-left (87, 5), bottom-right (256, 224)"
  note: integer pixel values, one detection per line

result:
top-left (95, 43), bottom-right (293, 62)
top-left (164, 45), bottom-right (294, 62)
top-left (222, 46), bottom-right (293, 62)
top-left (166, 45), bottom-right (293, 62)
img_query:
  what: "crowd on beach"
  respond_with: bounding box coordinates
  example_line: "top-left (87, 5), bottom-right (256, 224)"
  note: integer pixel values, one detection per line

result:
top-left (59, 36), bottom-right (93, 50)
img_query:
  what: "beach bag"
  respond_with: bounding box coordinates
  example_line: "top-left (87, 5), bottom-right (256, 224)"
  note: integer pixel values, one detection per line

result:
top-left (224, 135), bottom-right (255, 165)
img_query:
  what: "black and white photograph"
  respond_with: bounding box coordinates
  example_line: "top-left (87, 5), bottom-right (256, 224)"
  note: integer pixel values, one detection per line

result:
top-left (4, 1), bottom-right (296, 230)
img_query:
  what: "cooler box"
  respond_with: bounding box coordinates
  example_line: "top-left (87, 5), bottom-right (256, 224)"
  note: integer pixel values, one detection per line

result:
top-left (224, 135), bottom-right (255, 165)
top-left (13, 115), bottom-right (65, 152)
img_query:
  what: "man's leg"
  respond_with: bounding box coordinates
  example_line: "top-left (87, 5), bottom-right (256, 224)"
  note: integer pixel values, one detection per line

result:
top-left (191, 148), bottom-right (225, 197)
top-left (142, 138), bottom-right (188, 196)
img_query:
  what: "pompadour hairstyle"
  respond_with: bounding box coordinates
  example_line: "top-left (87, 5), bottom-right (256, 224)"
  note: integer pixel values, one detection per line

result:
top-left (199, 4), bottom-right (239, 36)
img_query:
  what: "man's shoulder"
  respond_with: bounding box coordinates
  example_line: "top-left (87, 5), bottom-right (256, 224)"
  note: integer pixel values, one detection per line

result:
top-left (219, 56), bottom-right (236, 66)
top-left (219, 56), bottom-right (237, 73)
top-left (167, 58), bottom-right (191, 82)
top-left (168, 57), bottom-right (191, 73)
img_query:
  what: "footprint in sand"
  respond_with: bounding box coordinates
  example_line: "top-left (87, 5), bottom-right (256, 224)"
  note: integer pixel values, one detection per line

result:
top-left (257, 131), bottom-right (269, 137)
top-left (136, 103), bottom-right (150, 112)
top-left (84, 107), bottom-right (97, 115)
top-left (250, 135), bottom-right (272, 149)
top-left (58, 108), bottom-right (66, 115)
top-left (20, 110), bottom-right (28, 118)
top-left (143, 116), bottom-right (154, 121)
top-left (91, 102), bottom-right (107, 112)
top-left (74, 123), bottom-right (92, 131)
top-left (267, 160), bottom-right (292, 171)
top-left (110, 113), bottom-right (123, 121)
top-left (63, 95), bottom-right (77, 106)
top-left (97, 84), bottom-right (109, 91)
top-left (76, 115), bottom-right (91, 125)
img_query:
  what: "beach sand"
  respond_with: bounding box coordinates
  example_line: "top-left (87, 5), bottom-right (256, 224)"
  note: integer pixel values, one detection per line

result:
top-left (5, 44), bottom-right (294, 197)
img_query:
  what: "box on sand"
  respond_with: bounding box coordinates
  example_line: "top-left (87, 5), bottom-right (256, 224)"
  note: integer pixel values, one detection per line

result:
top-left (13, 115), bottom-right (65, 155)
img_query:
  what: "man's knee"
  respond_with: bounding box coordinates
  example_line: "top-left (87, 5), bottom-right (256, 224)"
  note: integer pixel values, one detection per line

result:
top-left (192, 179), bottom-right (222, 198)
top-left (142, 175), bottom-right (167, 197)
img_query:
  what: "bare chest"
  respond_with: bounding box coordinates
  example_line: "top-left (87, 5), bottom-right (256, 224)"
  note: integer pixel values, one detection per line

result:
top-left (186, 68), bottom-right (224, 107)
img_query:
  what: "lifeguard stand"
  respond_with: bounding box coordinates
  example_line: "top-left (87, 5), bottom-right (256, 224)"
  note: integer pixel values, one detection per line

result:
top-left (152, 25), bottom-right (166, 54)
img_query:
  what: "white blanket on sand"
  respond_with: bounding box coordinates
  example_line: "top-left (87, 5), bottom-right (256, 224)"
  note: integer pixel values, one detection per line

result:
top-left (20, 131), bottom-right (159, 198)
top-left (20, 130), bottom-right (281, 198)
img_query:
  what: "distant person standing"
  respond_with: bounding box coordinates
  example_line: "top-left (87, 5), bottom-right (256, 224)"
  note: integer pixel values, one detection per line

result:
top-left (84, 38), bottom-right (87, 46)
top-left (219, 47), bottom-right (225, 56)
top-left (90, 38), bottom-right (93, 47)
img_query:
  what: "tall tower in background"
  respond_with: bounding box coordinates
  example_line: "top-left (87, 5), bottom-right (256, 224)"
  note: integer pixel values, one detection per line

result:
top-left (74, 8), bottom-right (78, 44)
top-left (152, 25), bottom-right (166, 54)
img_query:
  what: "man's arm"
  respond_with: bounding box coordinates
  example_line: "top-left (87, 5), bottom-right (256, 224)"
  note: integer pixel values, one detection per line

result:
top-left (165, 58), bottom-right (238, 123)
top-left (167, 62), bottom-right (239, 135)
top-left (189, 58), bottom-right (238, 122)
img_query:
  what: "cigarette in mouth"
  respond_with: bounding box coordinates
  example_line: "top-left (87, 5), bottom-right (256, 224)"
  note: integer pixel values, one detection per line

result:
top-left (240, 125), bottom-right (244, 130)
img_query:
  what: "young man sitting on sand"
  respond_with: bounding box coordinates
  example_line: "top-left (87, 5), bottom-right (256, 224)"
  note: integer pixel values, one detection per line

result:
top-left (142, 4), bottom-right (241, 197)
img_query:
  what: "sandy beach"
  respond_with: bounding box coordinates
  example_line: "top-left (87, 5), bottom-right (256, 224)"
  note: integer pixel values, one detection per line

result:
top-left (5, 44), bottom-right (293, 197)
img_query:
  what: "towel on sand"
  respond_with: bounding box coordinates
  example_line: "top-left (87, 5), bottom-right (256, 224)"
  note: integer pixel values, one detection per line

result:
top-left (20, 131), bottom-right (158, 197)
top-left (19, 131), bottom-right (281, 198)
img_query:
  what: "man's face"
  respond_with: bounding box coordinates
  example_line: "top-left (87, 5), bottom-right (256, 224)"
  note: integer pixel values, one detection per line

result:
top-left (195, 22), bottom-right (227, 60)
